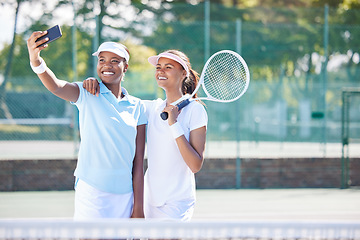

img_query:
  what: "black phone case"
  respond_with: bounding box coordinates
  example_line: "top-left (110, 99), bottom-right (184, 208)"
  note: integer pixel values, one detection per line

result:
top-left (36, 25), bottom-right (62, 47)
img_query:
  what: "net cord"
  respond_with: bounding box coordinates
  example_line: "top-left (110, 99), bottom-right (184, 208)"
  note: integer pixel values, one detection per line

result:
top-left (1, 219), bottom-right (359, 239)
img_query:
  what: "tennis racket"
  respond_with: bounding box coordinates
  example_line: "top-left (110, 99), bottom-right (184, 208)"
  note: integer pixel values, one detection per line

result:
top-left (160, 50), bottom-right (250, 120)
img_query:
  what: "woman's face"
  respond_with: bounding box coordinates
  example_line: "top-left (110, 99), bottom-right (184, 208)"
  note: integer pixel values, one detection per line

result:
top-left (96, 51), bottom-right (128, 85)
top-left (155, 57), bottom-right (186, 91)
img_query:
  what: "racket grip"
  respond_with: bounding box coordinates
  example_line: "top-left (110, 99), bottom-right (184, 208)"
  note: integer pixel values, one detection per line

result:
top-left (160, 99), bottom-right (191, 120)
top-left (160, 112), bottom-right (168, 120)
top-left (177, 99), bottom-right (190, 110)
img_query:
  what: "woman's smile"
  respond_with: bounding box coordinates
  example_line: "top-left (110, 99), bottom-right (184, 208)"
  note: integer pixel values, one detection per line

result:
top-left (102, 71), bottom-right (115, 76)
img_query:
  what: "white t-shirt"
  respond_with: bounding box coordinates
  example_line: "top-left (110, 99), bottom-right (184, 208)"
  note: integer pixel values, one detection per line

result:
top-left (144, 98), bottom-right (208, 207)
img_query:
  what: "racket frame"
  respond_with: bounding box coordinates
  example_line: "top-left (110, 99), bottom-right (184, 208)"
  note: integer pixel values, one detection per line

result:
top-left (161, 50), bottom-right (250, 120)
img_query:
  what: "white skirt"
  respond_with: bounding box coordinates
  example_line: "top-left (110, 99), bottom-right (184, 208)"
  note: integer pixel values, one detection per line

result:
top-left (74, 178), bottom-right (133, 220)
top-left (144, 199), bottom-right (195, 222)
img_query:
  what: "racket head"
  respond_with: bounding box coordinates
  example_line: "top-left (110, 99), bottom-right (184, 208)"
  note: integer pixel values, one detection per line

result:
top-left (199, 50), bottom-right (250, 102)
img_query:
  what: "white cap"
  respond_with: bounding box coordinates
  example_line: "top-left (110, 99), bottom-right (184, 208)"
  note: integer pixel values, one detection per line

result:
top-left (92, 42), bottom-right (130, 62)
top-left (148, 52), bottom-right (190, 77)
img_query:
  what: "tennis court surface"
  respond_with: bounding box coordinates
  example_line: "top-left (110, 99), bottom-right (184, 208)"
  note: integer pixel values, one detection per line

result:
top-left (1, 141), bottom-right (360, 239)
top-left (1, 188), bottom-right (360, 239)
top-left (1, 188), bottom-right (359, 220)
top-left (1, 140), bottom-right (360, 159)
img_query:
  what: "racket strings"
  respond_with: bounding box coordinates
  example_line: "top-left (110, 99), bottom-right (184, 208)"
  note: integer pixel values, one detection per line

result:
top-left (203, 52), bottom-right (249, 101)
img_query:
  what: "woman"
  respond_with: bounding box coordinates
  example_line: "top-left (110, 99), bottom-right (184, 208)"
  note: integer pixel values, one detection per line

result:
top-left (27, 31), bottom-right (146, 219)
top-left (83, 49), bottom-right (207, 221)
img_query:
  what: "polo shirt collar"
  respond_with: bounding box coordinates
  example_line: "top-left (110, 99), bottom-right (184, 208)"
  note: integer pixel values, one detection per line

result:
top-left (99, 82), bottom-right (131, 103)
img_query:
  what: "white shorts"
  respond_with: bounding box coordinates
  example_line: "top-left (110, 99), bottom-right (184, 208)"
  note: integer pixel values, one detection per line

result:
top-left (74, 178), bottom-right (133, 220)
top-left (144, 199), bottom-right (195, 222)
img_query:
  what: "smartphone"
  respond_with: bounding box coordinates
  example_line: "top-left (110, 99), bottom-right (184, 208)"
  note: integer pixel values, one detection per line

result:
top-left (36, 25), bottom-right (62, 47)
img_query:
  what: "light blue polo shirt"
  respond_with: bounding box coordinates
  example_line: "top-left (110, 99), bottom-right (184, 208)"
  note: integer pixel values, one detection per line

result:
top-left (71, 82), bottom-right (147, 194)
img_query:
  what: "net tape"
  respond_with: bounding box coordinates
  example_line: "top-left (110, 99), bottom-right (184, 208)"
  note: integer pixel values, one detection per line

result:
top-left (1, 219), bottom-right (360, 239)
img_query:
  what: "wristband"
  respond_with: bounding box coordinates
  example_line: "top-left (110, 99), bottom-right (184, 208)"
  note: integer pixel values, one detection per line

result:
top-left (169, 122), bottom-right (184, 139)
top-left (30, 57), bottom-right (47, 74)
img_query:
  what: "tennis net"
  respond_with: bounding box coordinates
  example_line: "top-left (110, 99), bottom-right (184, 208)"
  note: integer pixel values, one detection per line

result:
top-left (1, 219), bottom-right (359, 239)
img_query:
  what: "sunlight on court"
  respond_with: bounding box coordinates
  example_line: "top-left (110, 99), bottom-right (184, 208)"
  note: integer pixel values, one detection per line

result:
top-left (1, 189), bottom-right (359, 220)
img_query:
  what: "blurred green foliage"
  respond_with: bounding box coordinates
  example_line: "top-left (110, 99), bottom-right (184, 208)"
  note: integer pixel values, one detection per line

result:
top-left (0, 1), bottom-right (359, 142)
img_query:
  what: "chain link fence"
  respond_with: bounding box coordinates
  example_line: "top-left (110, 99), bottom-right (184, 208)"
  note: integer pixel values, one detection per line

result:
top-left (0, 3), bottom-right (359, 158)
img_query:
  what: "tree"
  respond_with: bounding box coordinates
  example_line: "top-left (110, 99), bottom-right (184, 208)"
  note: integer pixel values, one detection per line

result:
top-left (0, 0), bottom-right (23, 119)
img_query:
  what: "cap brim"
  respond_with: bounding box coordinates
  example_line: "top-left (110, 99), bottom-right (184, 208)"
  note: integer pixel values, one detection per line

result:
top-left (148, 56), bottom-right (158, 66)
top-left (92, 48), bottom-right (129, 62)
top-left (148, 52), bottom-right (190, 78)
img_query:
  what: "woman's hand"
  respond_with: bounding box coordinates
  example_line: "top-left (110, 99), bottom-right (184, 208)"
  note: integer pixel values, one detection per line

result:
top-left (26, 31), bottom-right (48, 64)
top-left (163, 105), bottom-right (180, 125)
top-left (83, 77), bottom-right (100, 96)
